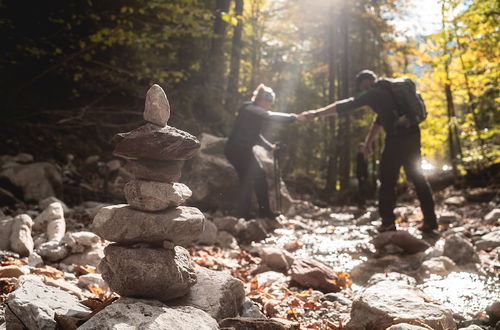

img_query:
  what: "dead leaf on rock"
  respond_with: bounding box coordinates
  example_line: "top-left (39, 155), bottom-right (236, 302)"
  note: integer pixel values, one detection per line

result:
top-left (87, 285), bottom-right (104, 295)
top-left (0, 278), bottom-right (16, 295)
top-left (80, 298), bottom-right (105, 311)
top-left (73, 264), bottom-right (96, 276)
top-left (0, 258), bottom-right (23, 267)
top-left (334, 271), bottom-right (352, 289)
top-left (30, 265), bottom-right (64, 279)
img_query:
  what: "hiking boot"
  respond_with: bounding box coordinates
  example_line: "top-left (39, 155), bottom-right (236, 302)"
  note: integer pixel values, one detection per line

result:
top-left (418, 222), bottom-right (438, 233)
top-left (376, 223), bottom-right (397, 233)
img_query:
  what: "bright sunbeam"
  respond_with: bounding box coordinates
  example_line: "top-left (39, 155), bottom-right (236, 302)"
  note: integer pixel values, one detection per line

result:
top-left (421, 159), bottom-right (434, 172)
top-left (392, 0), bottom-right (441, 36)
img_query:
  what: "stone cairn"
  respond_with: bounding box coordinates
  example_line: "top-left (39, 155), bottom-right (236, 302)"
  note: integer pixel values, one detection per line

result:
top-left (92, 84), bottom-right (205, 302)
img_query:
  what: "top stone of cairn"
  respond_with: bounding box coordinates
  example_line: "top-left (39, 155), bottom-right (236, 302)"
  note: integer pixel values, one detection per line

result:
top-left (144, 84), bottom-right (170, 126)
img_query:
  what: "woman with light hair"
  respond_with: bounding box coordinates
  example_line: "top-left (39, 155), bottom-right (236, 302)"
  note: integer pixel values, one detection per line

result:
top-left (225, 84), bottom-right (297, 220)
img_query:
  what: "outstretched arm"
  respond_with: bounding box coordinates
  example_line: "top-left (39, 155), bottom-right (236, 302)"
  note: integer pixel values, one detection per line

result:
top-left (298, 102), bottom-right (337, 121)
top-left (246, 104), bottom-right (297, 123)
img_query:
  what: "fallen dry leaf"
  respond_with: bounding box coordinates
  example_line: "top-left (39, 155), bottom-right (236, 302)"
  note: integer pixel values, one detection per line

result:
top-left (30, 265), bottom-right (64, 279)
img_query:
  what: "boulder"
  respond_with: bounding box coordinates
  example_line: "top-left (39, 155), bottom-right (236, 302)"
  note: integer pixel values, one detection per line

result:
top-left (486, 301), bottom-right (500, 325)
top-left (5, 275), bottom-right (91, 330)
top-left (386, 324), bottom-right (430, 330)
top-left (350, 253), bottom-right (426, 285)
top-left (197, 219), bottom-right (218, 245)
top-left (35, 241), bottom-right (70, 262)
top-left (93, 204), bottom-right (204, 246)
top-left (420, 256), bottom-right (458, 277)
top-left (123, 159), bottom-right (183, 182)
top-left (252, 145), bottom-right (295, 215)
top-left (172, 265), bottom-right (245, 321)
top-left (124, 180), bottom-right (192, 211)
top-left (0, 217), bottom-right (13, 250)
top-left (144, 84), bottom-right (170, 126)
top-left (475, 229), bottom-right (500, 250)
top-left (27, 252), bottom-right (44, 267)
top-left (290, 259), bottom-right (341, 293)
top-left (62, 231), bottom-right (100, 253)
top-left (241, 297), bottom-right (266, 318)
top-left (372, 231), bottom-right (430, 254)
top-left (219, 317), bottom-right (291, 330)
top-left (485, 208), bottom-right (500, 224)
top-left (443, 234), bottom-right (480, 265)
top-left (255, 271), bottom-right (288, 287)
top-left (9, 214), bottom-right (34, 257)
top-left (0, 153), bottom-right (33, 164)
top-left (216, 231), bottom-right (239, 249)
top-left (181, 134), bottom-right (294, 215)
top-left (78, 298), bottom-right (218, 330)
top-left (213, 216), bottom-right (240, 235)
top-left (0, 265), bottom-right (29, 278)
top-left (236, 220), bottom-right (268, 244)
top-left (99, 245), bottom-right (196, 302)
top-left (113, 123), bottom-right (200, 161)
top-left (0, 162), bottom-right (62, 202)
top-left (33, 202), bottom-right (66, 242)
top-left (444, 196), bottom-right (465, 206)
top-left (438, 211), bottom-right (461, 225)
top-left (260, 247), bottom-right (294, 272)
top-left (367, 272), bottom-right (417, 286)
top-left (345, 280), bottom-right (455, 329)
top-left (77, 273), bottom-right (109, 291)
top-left (323, 292), bottom-right (352, 306)
top-left (39, 197), bottom-right (70, 216)
top-left (61, 246), bottom-right (104, 267)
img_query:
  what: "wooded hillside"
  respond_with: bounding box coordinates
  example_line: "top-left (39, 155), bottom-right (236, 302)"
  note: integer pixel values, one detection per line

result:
top-left (1, 0), bottom-right (498, 198)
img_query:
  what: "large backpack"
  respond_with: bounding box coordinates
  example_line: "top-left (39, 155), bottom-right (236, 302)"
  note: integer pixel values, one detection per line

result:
top-left (380, 77), bottom-right (427, 128)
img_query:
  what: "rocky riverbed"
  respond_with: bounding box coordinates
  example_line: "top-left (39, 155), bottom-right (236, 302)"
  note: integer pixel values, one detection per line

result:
top-left (1, 186), bottom-right (498, 329)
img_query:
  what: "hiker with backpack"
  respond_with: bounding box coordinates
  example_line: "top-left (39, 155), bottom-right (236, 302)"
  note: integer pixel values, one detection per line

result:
top-left (225, 84), bottom-right (297, 220)
top-left (298, 70), bottom-right (438, 233)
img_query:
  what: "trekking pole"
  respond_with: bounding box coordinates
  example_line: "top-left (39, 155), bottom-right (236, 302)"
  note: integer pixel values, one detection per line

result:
top-left (273, 146), bottom-right (282, 214)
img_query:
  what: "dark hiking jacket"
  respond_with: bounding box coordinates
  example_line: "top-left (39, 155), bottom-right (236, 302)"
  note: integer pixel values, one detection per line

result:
top-left (335, 81), bottom-right (419, 137)
top-left (225, 102), bottom-right (296, 154)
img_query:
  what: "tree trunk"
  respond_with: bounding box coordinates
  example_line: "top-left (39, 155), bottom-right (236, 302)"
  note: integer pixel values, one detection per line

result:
top-left (199, 0), bottom-right (230, 133)
top-left (339, 0), bottom-right (351, 192)
top-left (441, 1), bottom-right (462, 177)
top-left (249, 0), bottom-right (262, 91)
top-left (325, 3), bottom-right (338, 194)
top-left (225, 0), bottom-right (244, 117)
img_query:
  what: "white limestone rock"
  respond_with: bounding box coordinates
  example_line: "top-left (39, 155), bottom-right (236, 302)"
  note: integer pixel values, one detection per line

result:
top-left (9, 214), bottom-right (34, 257)
top-left (93, 205), bottom-right (204, 246)
top-left (124, 180), bottom-right (192, 211)
top-left (5, 275), bottom-right (91, 330)
top-left (78, 298), bottom-right (218, 330)
top-left (171, 265), bottom-right (245, 321)
top-left (345, 280), bottom-right (455, 329)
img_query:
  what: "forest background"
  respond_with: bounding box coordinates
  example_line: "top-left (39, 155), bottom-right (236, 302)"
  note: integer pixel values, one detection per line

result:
top-left (0, 0), bottom-right (498, 201)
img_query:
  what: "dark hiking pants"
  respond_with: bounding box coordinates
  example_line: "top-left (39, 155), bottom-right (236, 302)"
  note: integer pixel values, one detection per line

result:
top-left (225, 146), bottom-right (272, 219)
top-left (379, 131), bottom-right (437, 226)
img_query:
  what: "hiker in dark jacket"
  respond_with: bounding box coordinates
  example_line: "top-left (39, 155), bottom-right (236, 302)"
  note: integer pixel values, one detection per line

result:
top-left (225, 84), bottom-right (297, 220)
top-left (298, 70), bottom-right (437, 233)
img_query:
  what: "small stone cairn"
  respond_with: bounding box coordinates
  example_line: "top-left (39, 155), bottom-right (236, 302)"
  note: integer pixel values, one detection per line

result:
top-left (92, 84), bottom-right (204, 302)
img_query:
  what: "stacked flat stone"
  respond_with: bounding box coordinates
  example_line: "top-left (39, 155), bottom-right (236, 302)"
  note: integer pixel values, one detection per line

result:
top-left (92, 84), bottom-right (205, 302)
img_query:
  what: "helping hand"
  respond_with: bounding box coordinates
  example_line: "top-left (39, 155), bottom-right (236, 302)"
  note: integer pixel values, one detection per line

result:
top-left (297, 110), bottom-right (316, 121)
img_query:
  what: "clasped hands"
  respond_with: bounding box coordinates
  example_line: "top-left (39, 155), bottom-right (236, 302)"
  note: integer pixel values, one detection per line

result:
top-left (296, 110), bottom-right (318, 121)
